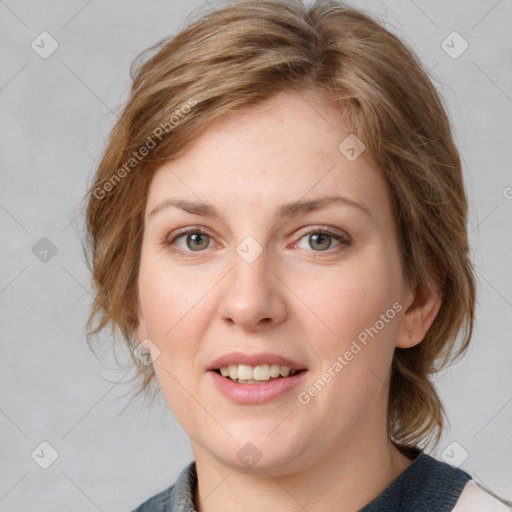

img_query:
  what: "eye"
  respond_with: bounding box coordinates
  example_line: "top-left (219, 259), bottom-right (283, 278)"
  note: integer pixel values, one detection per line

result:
top-left (166, 229), bottom-right (214, 252)
top-left (164, 226), bottom-right (351, 256)
top-left (294, 227), bottom-right (350, 253)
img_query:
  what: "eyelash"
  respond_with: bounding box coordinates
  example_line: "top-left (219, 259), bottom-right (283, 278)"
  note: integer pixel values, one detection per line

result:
top-left (164, 226), bottom-right (351, 258)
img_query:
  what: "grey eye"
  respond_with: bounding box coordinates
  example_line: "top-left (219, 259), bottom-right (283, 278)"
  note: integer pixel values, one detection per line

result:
top-left (309, 233), bottom-right (332, 251)
top-left (185, 232), bottom-right (211, 251)
top-left (296, 232), bottom-right (341, 251)
top-left (169, 231), bottom-right (213, 251)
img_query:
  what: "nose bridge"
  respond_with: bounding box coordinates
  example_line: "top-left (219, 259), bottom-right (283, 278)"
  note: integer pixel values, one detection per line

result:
top-left (218, 238), bottom-right (286, 329)
top-left (232, 241), bottom-right (270, 292)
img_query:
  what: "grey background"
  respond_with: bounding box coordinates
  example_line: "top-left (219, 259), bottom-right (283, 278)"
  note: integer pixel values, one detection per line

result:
top-left (1, 0), bottom-right (511, 510)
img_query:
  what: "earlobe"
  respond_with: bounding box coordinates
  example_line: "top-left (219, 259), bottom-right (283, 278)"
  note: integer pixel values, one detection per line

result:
top-left (396, 279), bottom-right (442, 349)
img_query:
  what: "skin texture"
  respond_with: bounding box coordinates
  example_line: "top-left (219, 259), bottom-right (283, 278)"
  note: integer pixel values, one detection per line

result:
top-left (136, 90), bottom-right (441, 512)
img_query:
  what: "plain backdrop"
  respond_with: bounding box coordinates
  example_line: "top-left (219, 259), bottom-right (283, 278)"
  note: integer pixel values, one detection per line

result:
top-left (1, 1), bottom-right (511, 510)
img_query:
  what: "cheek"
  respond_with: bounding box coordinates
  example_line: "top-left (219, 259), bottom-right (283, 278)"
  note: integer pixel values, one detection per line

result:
top-left (137, 248), bottom-right (211, 338)
top-left (137, 256), bottom-right (208, 419)
top-left (137, 250), bottom-right (220, 384)
top-left (295, 257), bottom-right (401, 423)
top-left (296, 253), bottom-right (402, 374)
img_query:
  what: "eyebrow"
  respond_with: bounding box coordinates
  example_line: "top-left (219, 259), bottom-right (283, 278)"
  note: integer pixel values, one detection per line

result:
top-left (149, 195), bottom-right (371, 222)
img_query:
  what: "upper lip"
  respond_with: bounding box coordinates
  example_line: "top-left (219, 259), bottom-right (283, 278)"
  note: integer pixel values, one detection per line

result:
top-left (207, 352), bottom-right (307, 371)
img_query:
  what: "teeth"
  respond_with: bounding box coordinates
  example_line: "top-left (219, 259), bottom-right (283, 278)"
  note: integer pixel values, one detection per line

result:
top-left (269, 364), bottom-right (281, 378)
top-left (237, 364), bottom-right (254, 380)
top-left (218, 363), bottom-right (298, 382)
top-left (228, 364), bottom-right (238, 380)
top-left (280, 366), bottom-right (291, 377)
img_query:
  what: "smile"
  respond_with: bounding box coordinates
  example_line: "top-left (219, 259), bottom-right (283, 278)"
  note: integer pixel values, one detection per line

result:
top-left (209, 367), bottom-right (307, 404)
top-left (215, 363), bottom-right (299, 384)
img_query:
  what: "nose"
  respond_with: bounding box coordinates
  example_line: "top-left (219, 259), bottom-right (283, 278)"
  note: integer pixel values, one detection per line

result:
top-left (217, 247), bottom-right (287, 332)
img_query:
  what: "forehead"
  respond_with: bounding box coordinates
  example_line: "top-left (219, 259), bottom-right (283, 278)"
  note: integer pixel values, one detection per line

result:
top-left (145, 91), bottom-right (391, 221)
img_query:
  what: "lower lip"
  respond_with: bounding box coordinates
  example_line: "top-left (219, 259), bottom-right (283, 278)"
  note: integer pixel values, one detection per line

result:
top-left (208, 370), bottom-right (307, 405)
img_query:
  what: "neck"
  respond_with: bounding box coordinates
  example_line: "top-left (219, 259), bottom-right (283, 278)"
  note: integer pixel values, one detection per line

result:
top-left (191, 426), bottom-right (413, 512)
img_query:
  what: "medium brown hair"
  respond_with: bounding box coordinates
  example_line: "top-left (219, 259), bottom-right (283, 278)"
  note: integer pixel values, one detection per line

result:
top-left (84, 0), bottom-right (475, 451)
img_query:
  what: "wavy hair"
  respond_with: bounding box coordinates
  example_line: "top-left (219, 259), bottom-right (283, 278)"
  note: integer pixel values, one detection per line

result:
top-left (84, 0), bottom-right (475, 452)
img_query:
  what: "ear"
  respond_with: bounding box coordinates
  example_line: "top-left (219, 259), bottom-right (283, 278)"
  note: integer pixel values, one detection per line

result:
top-left (396, 276), bottom-right (442, 349)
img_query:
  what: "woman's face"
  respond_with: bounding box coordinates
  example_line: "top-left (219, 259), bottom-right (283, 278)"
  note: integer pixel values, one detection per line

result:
top-left (136, 90), bottom-right (416, 473)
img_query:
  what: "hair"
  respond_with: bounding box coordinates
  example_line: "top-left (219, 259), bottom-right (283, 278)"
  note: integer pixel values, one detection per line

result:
top-left (84, 0), bottom-right (476, 452)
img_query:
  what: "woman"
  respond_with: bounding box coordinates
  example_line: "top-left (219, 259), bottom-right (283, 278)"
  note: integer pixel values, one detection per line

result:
top-left (84, 1), bottom-right (511, 510)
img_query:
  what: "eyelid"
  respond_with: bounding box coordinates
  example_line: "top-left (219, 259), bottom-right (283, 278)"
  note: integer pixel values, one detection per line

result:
top-left (168, 226), bottom-right (215, 239)
top-left (164, 224), bottom-right (351, 255)
top-left (293, 224), bottom-right (351, 243)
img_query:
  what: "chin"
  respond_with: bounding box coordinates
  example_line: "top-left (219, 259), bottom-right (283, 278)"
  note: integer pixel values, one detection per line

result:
top-left (206, 435), bottom-right (308, 474)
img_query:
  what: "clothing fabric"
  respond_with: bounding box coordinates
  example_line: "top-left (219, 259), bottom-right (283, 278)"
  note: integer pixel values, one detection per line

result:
top-left (131, 448), bottom-right (510, 511)
top-left (452, 480), bottom-right (511, 512)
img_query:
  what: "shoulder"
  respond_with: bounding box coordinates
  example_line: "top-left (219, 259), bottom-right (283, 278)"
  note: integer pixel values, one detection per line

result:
top-left (130, 460), bottom-right (198, 512)
top-left (362, 448), bottom-right (509, 512)
top-left (130, 484), bottom-right (175, 512)
top-left (452, 480), bottom-right (512, 512)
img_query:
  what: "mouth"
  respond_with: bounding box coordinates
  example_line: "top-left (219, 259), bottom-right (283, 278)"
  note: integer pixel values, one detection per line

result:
top-left (212, 364), bottom-right (307, 385)
top-left (208, 361), bottom-right (308, 404)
